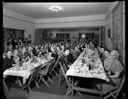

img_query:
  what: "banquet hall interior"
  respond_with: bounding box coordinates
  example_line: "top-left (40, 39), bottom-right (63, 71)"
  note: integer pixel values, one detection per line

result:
top-left (3, 2), bottom-right (125, 99)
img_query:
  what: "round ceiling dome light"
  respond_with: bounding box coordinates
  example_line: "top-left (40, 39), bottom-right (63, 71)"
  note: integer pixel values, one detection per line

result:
top-left (50, 6), bottom-right (62, 12)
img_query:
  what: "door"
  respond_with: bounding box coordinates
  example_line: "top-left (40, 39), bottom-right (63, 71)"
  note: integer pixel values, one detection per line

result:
top-left (95, 34), bottom-right (99, 46)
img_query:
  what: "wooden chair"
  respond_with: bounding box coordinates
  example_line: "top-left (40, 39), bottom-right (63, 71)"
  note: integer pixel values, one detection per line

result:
top-left (3, 75), bottom-right (21, 91)
top-left (103, 73), bottom-right (125, 99)
top-left (58, 56), bottom-right (69, 86)
top-left (22, 65), bottom-right (42, 93)
top-left (3, 76), bottom-right (10, 96)
top-left (52, 56), bottom-right (60, 77)
top-left (58, 63), bottom-right (67, 86)
top-left (59, 61), bottom-right (73, 96)
top-left (46, 59), bottom-right (56, 82)
top-left (38, 59), bottom-right (55, 87)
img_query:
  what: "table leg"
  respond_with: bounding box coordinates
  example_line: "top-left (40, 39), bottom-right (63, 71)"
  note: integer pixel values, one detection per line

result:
top-left (72, 77), bottom-right (74, 96)
top-left (3, 79), bottom-right (10, 97)
top-left (17, 78), bottom-right (23, 87)
top-left (66, 77), bottom-right (74, 96)
top-left (100, 82), bottom-right (103, 99)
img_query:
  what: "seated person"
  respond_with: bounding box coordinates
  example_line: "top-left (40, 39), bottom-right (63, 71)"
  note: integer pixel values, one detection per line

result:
top-left (3, 52), bottom-right (6, 59)
top-left (50, 47), bottom-right (58, 60)
top-left (66, 49), bottom-right (75, 65)
top-left (96, 50), bottom-right (124, 95)
top-left (56, 46), bottom-right (64, 57)
top-left (59, 48), bottom-right (74, 69)
top-left (89, 42), bottom-right (95, 50)
top-left (98, 48), bottom-right (105, 61)
top-left (103, 50), bottom-right (111, 72)
top-left (74, 46), bottom-right (81, 57)
top-left (70, 47), bottom-right (77, 61)
top-left (28, 46), bottom-right (33, 55)
top-left (3, 51), bottom-right (14, 72)
top-left (13, 49), bottom-right (22, 66)
top-left (20, 47), bottom-right (31, 62)
top-left (100, 49), bottom-right (109, 61)
top-left (3, 51), bottom-right (17, 89)
top-left (32, 45), bottom-right (39, 56)
top-left (39, 46), bottom-right (47, 55)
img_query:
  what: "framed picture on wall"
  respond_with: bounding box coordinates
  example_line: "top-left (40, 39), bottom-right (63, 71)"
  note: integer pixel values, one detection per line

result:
top-left (108, 29), bottom-right (111, 38)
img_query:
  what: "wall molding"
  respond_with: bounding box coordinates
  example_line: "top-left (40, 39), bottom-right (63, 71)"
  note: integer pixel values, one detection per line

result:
top-left (3, 15), bottom-right (35, 24)
top-left (36, 19), bottom-right (105, 24)
top-left (3, 8), bottom-right (35, 23)
top-left (36, 14), bottom-right (105, 24)
top-left (36, 20), bottom-right (105, 29)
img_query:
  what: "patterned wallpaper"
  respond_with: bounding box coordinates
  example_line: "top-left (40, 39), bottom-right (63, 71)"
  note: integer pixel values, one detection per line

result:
top-left (112, 1), bottom-right (124, 63)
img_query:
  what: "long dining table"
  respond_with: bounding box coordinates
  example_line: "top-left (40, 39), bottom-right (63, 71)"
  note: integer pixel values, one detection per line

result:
top-left (3, 56), bottom-right (53, 85)
top-left (66, 48), bottom-right (109, 96)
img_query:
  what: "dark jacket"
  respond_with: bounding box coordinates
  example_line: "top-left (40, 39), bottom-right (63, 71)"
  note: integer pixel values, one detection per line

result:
top-left (32, 48), bottom-right (39, 56)
top-left (67, 53), bottom-right (75, 64)
top-left (3, 57), bottom-right (14, 72)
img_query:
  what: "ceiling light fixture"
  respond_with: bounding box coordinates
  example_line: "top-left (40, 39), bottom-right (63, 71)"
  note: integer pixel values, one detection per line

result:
top-left (50, 6), bottom-right (62, 12)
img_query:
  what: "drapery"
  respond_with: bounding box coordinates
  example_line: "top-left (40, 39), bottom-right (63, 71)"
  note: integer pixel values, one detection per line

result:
top-left (113, 1), bottom-right (123, 63)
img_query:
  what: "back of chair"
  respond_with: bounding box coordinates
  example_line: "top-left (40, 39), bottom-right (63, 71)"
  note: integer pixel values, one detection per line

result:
top-left (52, 56), bottom-right (60, 69)
top-left (59, 62), bottom-right (70, 87)
top-left (33, 65), bottom-right (42, 77)
top-left (45, 59), bottom-right (55, 75)
top-left (26, 65), bottom-right (42, 86)
top-left (63, 63), bottom-right (68, 73)
top-left (115, 72), bottom-right (125, 99)
top-left (47, 59), bottom-right (55, 73)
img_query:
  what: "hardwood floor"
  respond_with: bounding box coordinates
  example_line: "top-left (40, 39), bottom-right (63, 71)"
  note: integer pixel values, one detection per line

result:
top-left (4, 75), bottom-right (125, 99)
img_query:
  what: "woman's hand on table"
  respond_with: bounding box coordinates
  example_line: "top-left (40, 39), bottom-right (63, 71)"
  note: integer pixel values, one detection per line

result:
top-left (12, 64), bottom-right (16, 67)
top-left (68, 64), bottom-right (71, 68)
top-left (105, 77), bottom-right (109, 82)
top-left (108, 71), bottom-right (120, 79)
top-left (107, 71), bottom-right (111, 76)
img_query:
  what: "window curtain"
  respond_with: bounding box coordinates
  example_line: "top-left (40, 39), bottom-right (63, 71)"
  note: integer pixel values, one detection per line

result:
top-left (113, 1), bottom-right (123, 63)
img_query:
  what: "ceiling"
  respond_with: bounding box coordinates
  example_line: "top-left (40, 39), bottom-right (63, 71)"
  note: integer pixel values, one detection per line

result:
top-left (3, 2), bottom-right (112, 19)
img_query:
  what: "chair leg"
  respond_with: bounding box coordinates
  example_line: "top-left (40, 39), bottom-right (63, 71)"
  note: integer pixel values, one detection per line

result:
top-left (49, 73), bottom-right (54, 78)
top-left (103, 93), bottom-right (111, 99)
top-left (27, 87), bottom-right (31, 93)
top-left (77, 91), bottom-right (82, 96)
top-left (17, 79), bottom-right (23, 87)
top-left (100, 93), bottom-right (103, 99)
top-left (58, 75), bottom-right (62, 86)
top-left (41, 78), bottom-right (49, 87)
top-left (48, 77), bottom-right (53, 84)
top-left (37, 77), bottom-right (41, 84)
top-left (53, 70), bottom-right (59, 77)
top-left (66, 87), bottom-right (72, 96)
top-left (100, 84), bottom-right (103, 99)
top-left (3, 80), bottom-right (10, 96)
top-left (110, 92), bottom-right (115, 98)
top-left (35, 81), bottom-right (40, 88)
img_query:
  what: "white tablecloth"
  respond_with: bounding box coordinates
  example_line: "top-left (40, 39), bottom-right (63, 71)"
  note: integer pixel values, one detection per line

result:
top-left (3, 67), bottom-right (32, 84)
top-left (66, 49), bottom-right (108, 81)
top-left (3, 57), bottom-right (53, 84)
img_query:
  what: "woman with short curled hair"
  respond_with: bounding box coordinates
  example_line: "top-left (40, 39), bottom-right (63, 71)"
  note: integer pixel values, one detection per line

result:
top-left (96, 50), bottom-right (124, 95)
